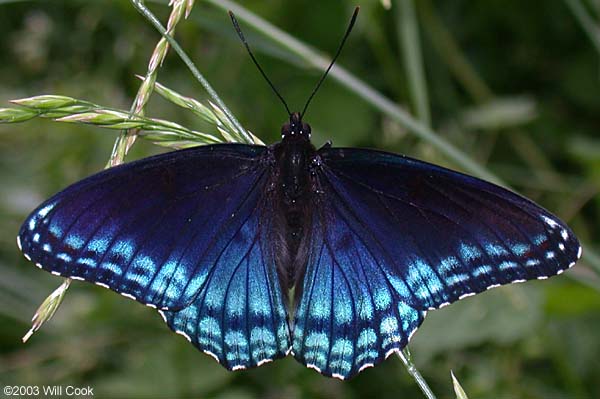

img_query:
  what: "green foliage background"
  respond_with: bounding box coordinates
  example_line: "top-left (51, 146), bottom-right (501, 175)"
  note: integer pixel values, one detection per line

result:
top-left (1, 1), bottom-right (599, 398)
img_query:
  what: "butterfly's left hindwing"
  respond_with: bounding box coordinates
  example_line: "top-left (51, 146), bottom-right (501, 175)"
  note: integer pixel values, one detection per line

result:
top-left (291, 146), bottom-right (580, 379)
top-left (18, 144), bottom-right (291, 369)
top-left (161, 171), bottom-right (292, 369)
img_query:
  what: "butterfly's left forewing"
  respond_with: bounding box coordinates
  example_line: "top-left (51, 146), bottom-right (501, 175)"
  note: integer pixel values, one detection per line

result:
top-left (292, 146), bottom-right (580, 379)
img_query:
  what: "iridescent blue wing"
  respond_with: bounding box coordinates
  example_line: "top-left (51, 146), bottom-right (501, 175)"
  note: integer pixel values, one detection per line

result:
top-left (292, 147), bottom-right (580, 379)
top-left (292, 198), bottom-right (426, 379)
top-left (18, 144), bottom-right (291, 368)
top-left (159, 181), bottom-right (292, 369)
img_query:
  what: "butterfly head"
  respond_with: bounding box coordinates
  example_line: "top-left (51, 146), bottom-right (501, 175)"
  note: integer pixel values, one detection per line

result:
top-left (281, 112), bottom-right (311, 141)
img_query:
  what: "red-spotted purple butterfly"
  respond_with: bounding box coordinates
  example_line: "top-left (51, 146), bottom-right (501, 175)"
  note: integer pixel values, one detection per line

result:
top-left (17, 8), bottom-right (580, 379)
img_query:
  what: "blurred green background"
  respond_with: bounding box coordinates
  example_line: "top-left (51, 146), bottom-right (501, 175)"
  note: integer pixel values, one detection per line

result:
top-left (1, 0), bottom-right (600, 398)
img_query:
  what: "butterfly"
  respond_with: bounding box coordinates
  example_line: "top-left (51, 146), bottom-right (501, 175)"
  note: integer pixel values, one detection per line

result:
top-left (17, 8), bottom-right (581, 380)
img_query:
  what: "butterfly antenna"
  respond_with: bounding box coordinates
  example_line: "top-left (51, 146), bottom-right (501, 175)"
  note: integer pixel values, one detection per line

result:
top-left (301, 6), bottom-right (360, 119)
top-left (229, 11), bottom-right (292, 117)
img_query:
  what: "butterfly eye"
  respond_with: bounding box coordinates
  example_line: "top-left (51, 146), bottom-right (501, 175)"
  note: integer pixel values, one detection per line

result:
top-left (281, 122), bottom-right (291, 137)
top-left (302, 123), bottom-right (312, 136)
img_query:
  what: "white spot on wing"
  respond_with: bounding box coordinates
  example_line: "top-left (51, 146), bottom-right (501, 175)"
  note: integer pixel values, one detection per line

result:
top-left (307, 363), bottom-right (322, 373)
top-left (359, 363), bottom-right (374, 372)
top-left (486, 284), bottom-right (501, 290)
top-left (70, 276), bottom-right (84, 281)
top-left (57, 253), bottom-right (72, 262)
top-left (537, 276), bottom-right (548, 280)
top-left (408, 327), bottom-right (418, 341)
top-left (231, 365), bottom-right (246, 371)
top-left (561, 229), bottom-right (569, 240)
top-left (145, 303), bottom-right (157, 309)
top-left (37, 203), bottom-right (55, 218)
top-left (95, 282), bottom-right (109, 289)
top-left (16, 236), bottom-right (22, 251)
top-left (175, 329), bottom-right (192, 342)
top-left (203, 350), bottom-right (220, 363)
top-left (257, 359), bottom-right (272, 367)
top-left (385, 348), bottom-right (399, 359)
top-left (157, 310), bottom-right (167, 323)
top-left (558, 243), bottom-right (565, 251)
top-left (50, 271), bottom-right (61, 276)
top-left (577, 246), bottom-right (583, 259)
top-left (513, 279), bottom-right (526, 283)
top-left (332, 373), bottom-right (345, 380)
top-left (459, 292), bottom-right (475, 300)
top-left (120, 293), bottom-right (136, 300)
top-left (35, 263), bottom-right (43, 269)
top-left (23, 253), bottom-right (31, 261)
top-left (542, 216), bottom-right (559, 228)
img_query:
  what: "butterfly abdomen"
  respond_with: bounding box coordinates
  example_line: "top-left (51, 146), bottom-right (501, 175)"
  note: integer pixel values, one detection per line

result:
top-left (271, 138), bottom-right (316, 292)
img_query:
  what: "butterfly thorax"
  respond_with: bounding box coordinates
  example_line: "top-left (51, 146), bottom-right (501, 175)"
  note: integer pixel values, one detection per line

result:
top-left (272, 113), bottom-right (316, 292)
